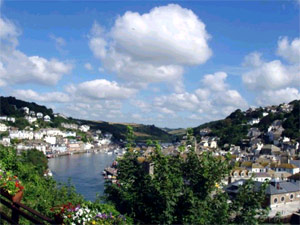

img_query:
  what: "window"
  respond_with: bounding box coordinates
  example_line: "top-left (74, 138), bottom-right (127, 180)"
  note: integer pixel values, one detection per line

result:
top-left (274, 198), bottom-right (278, 203)
top-left (281, 196), bottom-right (285, 202)
top-left (290, 194), bottom-right (294, 200)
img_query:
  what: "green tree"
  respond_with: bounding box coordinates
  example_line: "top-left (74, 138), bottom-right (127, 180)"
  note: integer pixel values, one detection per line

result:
top-left (104, 130), bottom-right (269, 224)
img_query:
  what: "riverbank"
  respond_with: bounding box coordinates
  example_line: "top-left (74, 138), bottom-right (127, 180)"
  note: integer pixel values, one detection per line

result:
top-left (47, 144), bottom-right (123, 158)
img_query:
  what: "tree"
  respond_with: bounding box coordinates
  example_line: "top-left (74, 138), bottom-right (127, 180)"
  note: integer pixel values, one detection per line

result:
top-left (104, 128), bottom-right (269, 224)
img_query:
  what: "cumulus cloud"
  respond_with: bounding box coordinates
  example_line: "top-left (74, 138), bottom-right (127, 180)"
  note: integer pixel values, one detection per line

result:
top-left (88, 4), bottom-right (212, 91)
top-left (277, 37), bottom-right (300, 64)
top-left (242, 47), bottom-right (300, 91)
top-left (13, 89), bottom-right (70, 103)
top-left (151, 71), bottom-right (247, 121)
top-left (242, 36), bottom-right (300, 105)
top-left (66, 79), bottom-right (137, 100)
top-left (201, 72), bottom-right (227, 91)
top-left (256, 88), bottom-right (300, 106)
top-left (0, 15), bottom-right (73, 86)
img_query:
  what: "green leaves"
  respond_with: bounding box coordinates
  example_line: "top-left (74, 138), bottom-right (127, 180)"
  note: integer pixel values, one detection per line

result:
top-left (105, 130), bottom-right (268, 224)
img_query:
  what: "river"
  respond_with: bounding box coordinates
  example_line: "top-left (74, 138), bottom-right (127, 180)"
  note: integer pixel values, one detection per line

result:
top-left (48, 152), bottom-right (116, 201)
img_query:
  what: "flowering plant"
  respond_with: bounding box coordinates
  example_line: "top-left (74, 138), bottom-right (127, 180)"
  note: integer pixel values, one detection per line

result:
top-left (92, 212), bottom-right (126, 225)
top-left (0, 170), bottom-right (24, 195)
top-left (51, 203), bottom-right (127, 225)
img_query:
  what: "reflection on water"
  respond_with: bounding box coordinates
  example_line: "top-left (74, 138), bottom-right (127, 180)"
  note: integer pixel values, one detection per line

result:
top-left (48, 153), bottom-right (116, 201)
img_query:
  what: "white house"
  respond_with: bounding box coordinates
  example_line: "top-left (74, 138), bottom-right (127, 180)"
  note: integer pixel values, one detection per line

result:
top-left (29, 111), bottom-right (36, 116)
top-left (253, 173), bottom-right (272, 182)
top-left (1, 137), bottom-right (10, 146)
top-left (275, 164), bottom-right (300, 175)
top-left (22, 107), bottom-right (30, 114)
top-left (9, 130), bottom-right (34, 140)
top-left (0, 123), bottom-right (8, 132)
top-left (210, 140), bottom-right (218, 149)
top-left (51, 144), bottom-right (67, 153)
top-left (84, 143), bottom-right (94, 150)
top-left (44, 115), bottom-right (51, 122)
top-left (7, 117), bottom-right (15, 123)
top-left (25, 116), bottom-right (37, 124)
top-left (262, 112), bottom-right (269, 117)
top-left (63, 131), bottom-right (76, 137)
top-left (44, 136), bottom-right (56, 145)
top-left (36, 112), bottom-right (43, 118)
top-left (98, 138), bottom-right (111, 145)
top-left (248, 118), bottom-right (260, 125)
top-left (79, 125), bottom-right (90, 132)
top-left (46, 128), bottom-right (63, 136)
top-left (0, 116), bottom-right (7, 121)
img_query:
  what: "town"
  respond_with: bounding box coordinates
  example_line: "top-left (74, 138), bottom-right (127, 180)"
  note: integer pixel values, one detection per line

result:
top-left (0, 99), bottom-right (299, 222)
top-left (0, 106), bottom-right (120, 157)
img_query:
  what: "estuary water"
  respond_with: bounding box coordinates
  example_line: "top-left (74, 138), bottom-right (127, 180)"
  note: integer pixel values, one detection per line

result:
top-left (48, 152), bottom-right (116, 201)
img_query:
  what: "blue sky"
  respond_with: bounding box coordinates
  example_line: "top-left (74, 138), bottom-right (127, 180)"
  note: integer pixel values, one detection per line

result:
top-left (0, 0), bottom-right (299, 128)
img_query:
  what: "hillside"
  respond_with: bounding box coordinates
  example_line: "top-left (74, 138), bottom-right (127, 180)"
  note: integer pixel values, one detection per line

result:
top-left (0, 96), bottom-right (174, 142)
top-left (0, 96), bottom-right (53, 118)
top-left (193, 100), bottom-right (300, 147)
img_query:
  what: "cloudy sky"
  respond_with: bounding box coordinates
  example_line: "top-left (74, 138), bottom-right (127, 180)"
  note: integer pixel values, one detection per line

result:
top-left (0, 0), bottom-right (299, 128)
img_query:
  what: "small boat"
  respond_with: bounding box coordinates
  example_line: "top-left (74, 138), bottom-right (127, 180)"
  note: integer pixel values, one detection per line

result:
top-left (107, 151), bottom-right (113, 155)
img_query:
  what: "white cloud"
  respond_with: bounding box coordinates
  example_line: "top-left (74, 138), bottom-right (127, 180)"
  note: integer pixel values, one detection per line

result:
top-left (0, 17), bottom-right (20, 47)
top-left (242, 52), bottom-right (299, 90)
top-left (242, 36), bottom-right (300, 106)
top-left (202, 72), bottom-right (228, 91)
top-left (84, 63), bottom-right (93, 71)
top-left (154, 92), bottom-right (200, 112)
top-left (88, 4), bottom-right (212, 91)
top-left (215, 90), bottom-right (247, 108)
top-left (256, 88), bottom-right (300, 106)
top-left (13, 89), bottom-right (70, 103)
top-left (152, 71), bottom-right (248, 119)
top-left (66, 79), bottom-right (137, 100)
top-left (0, 49), bottom-right (73, 86)
top-left (277, 37), bottom-right (300, 64)
top-left (0, 15), bottom-right (73, 86)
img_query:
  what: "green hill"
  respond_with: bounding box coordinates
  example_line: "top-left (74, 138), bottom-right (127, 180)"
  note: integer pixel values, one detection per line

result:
top-left (0, 96), bottom-right (174, 142)
top-left (193, 100), bottom-right (300, 146)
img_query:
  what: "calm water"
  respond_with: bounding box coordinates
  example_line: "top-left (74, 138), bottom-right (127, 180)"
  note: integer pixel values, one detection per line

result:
top-left (48, 153), bottom-right (116, 201)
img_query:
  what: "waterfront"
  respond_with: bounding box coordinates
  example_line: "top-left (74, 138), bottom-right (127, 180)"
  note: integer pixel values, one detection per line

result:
top-left (48, 152), bottom-right (116, 201)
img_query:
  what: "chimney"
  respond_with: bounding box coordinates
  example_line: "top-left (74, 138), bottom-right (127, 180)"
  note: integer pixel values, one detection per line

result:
top-left (276, 183), bottom-right (280, 190)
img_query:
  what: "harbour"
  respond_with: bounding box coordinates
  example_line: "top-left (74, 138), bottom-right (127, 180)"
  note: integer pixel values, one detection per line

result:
top-left (48, 152), bottom-right (116, 201)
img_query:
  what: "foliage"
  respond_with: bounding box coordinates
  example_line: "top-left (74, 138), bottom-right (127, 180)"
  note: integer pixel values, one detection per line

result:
top-left (282, 100), bottom-right (300, 140)
top-left (19, 149), bottom-right (48, 176)
top-left (230, 179), bottom-right (269, 224)
top-left (14, 117), bottom-right (30, 130)
top-left (104, 128), bottom-right (269, 224)
top-left (0, 145), bottom-right (126, 225)
top-left (0, 96), bottom-right (53, 118)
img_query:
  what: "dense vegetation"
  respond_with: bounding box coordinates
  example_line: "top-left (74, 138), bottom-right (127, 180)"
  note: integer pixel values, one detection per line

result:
top-left (0, 96), bottom-right (53, 118)
top-left (104, 128), bottom-right (269, 224)
top-left (0, 145), bottom-right (126, 224)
